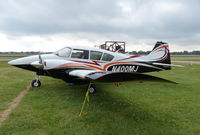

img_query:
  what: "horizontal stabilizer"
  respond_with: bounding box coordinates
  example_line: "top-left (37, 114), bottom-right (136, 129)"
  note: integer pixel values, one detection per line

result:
top-left (152, 63), bottom-right (184, 67)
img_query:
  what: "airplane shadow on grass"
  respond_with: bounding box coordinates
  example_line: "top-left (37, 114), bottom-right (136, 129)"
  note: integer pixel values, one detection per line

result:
top-left (40, 80), bottom-right (179, 134)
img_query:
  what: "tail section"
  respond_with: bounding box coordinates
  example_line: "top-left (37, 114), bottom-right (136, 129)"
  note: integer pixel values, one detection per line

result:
top-left (147, 41), bottom-right (171, 64)
top-left (144, 41), bottom-right (171, 70)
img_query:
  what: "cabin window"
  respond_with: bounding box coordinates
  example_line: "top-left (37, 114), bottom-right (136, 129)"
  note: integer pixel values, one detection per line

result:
top-left (55, 47), bottom-right (71, 57)
top-left (90, 51), bottom-right (103, 60)
top-left (102, 53), bottom-right (114, 61)
top-left (71, 49), bottom-right (89, 59)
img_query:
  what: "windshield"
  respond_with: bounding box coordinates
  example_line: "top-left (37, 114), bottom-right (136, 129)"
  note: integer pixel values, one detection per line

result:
top-left (54, 47), bottom-right (71, 57)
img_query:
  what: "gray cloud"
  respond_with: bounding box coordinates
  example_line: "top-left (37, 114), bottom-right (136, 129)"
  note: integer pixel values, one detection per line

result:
top-left (0, 0), bottom-right (200, 49)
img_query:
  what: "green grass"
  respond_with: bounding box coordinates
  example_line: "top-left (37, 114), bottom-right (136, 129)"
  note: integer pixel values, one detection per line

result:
top-left (0, 58), bottom-right (200, 135)
top-left (172, 58), bottom-right (200, 62)
top-left (0, 54), bottom-right (30, 61)
top-left (0, 61), bottom-right (33, 113)
top-left (171, 55), bottom-right (200, 62)
top-left (0, 54), bottom-right (29, 57)
top-left (171, 55), bottom-right (200, 57)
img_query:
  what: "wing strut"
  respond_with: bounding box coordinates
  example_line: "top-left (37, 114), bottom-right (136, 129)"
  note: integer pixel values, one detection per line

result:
top-left (79, 81), bottom-right (92, 116)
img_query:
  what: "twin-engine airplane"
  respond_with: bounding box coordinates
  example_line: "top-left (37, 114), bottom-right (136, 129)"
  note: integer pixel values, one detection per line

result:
top-left (8, 41), bottom-right (181, 93)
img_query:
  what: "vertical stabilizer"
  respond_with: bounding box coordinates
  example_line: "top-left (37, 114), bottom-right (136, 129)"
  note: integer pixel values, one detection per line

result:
top-left (147, 41), bottom-right (171, 64)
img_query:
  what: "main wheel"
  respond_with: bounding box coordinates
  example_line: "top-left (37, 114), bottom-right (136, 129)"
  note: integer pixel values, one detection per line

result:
top-left (89, 84), bottom-right (96, 94)
top-left (31, 80), bottom-right (41, 88)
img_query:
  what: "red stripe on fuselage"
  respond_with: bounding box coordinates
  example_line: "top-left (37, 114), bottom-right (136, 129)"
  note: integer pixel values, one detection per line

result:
top-left (72, 60), bottom-right (102, 66)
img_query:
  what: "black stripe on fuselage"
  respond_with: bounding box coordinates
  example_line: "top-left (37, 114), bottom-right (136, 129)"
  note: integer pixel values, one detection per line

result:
top-left (14, 64), bottom-right (39, 72)
top-left (13, 64), bottom-right (90, 84)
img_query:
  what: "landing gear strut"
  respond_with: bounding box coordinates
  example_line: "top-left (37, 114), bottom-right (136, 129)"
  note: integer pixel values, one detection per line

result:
top-left (79, 82), bottom-right (96, 116)
top-left (31, 74), bottom-right (41, 88)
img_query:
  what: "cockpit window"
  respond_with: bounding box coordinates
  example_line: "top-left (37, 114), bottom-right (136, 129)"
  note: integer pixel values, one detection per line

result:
top-left (102, 53), bottom-right (114, 61)
top-left (90, 51), bottom-right (103, 60)
top-left (55, 47), bottom-right (71, 57)
top-left (71, 49), bottom-right (89, 59)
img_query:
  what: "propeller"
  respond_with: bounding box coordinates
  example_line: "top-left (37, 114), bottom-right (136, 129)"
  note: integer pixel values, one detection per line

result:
top-left (31, 52), bottom-right (66, 70)
top-left (31, 51), bottom-right (46, 69)
top-left (38, 51), bottom-right (47, 68)
top-left (39, 51), bottom-right (43, 65)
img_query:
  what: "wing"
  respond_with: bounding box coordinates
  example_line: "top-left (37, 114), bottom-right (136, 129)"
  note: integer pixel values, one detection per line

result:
top-left (69, 70), bottom-right (101, 79)
top-left (69, 69), bottom-right (176, 83)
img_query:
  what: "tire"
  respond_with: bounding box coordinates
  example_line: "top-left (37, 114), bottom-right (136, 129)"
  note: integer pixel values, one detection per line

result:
top-left (31, 80), bottom-right (41, 88)
top-left (89, 84), bottom-right (96, 94)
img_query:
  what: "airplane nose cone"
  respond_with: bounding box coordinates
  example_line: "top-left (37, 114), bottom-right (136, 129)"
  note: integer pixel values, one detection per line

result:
top-left (8, 58), bottom-right (28, 66)
top-left (8, 59), bottom-right (23, 66)
top-left (8, 59), bottom-right (17, 65)
top-left (8, 55), bottom-right (39, 66)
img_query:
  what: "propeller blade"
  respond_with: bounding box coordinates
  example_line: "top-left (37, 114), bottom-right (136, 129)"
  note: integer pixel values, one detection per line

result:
top-left (39, 51), bottom-right (42, 64)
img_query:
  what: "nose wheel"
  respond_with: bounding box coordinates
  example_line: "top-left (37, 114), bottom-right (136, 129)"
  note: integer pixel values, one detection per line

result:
top-left (31, 74), bottom-right (41, 88)
top-left (31, 80), bottom-right (41, 87)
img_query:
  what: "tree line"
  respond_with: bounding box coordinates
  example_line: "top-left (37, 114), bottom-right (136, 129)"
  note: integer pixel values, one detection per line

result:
top-left (128, 50), bottom-right (200, 55)
top-left (0, 50), bottom-right (200, 55)
top-left (0, 51), bottom-right (52, 55)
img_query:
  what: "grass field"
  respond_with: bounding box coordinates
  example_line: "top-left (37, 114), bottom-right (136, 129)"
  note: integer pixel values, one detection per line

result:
top-left (171, 55), bottom-right (200, 62)
top-left (0, 61), bottom-right (33, 114)
top-left (0, 56), bottom-right (200, 135)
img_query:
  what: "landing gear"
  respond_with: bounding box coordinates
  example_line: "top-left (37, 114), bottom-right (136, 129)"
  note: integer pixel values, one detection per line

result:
top-left (79, 82), bottom-right (95, 116)
top-left (31, 80), bottom-right (41, 87)
top-left (31, 74), bottom-right (41, 88)
top-left (89, 84), bottom-right (96, 94)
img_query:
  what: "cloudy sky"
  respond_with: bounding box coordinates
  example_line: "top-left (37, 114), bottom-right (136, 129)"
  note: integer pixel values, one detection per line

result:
top-left (0, 0), bottom-right (200, 52)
